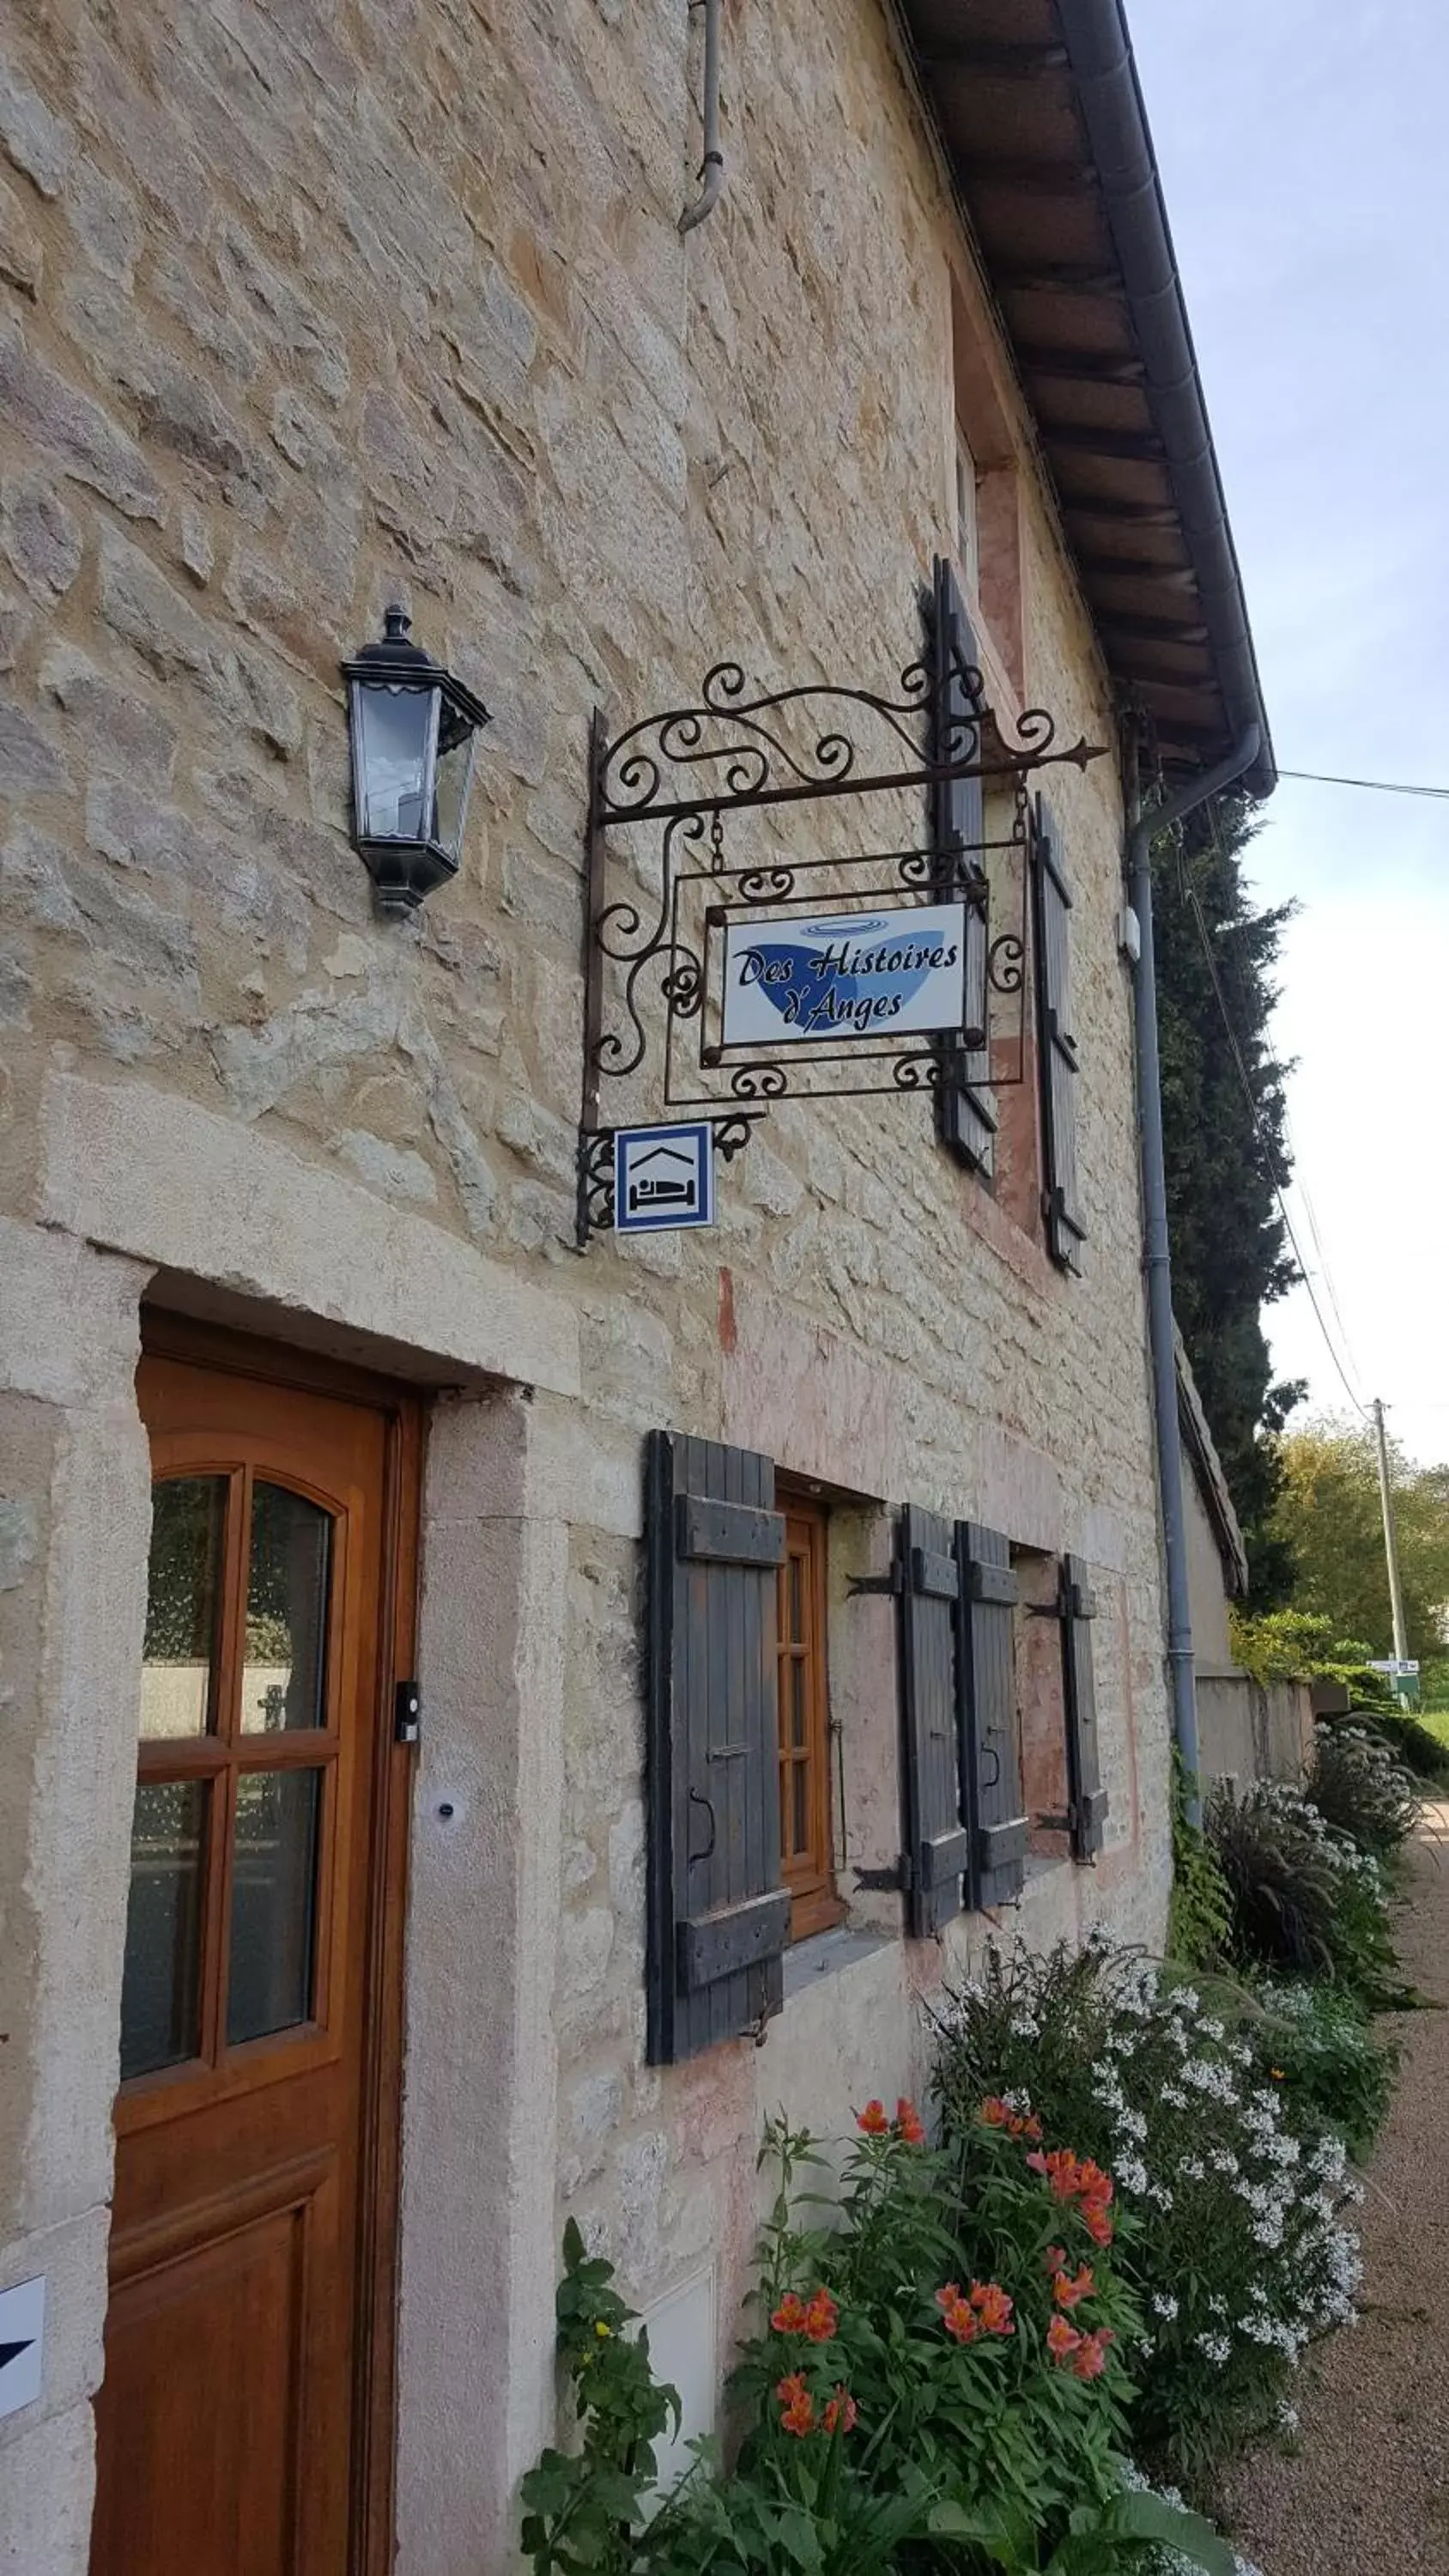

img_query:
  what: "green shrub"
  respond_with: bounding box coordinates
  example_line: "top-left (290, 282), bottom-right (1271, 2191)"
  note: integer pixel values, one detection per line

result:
top-left (1205, 1778), bottom-right (1401, 2004)
top-left (931, 1941), bottom-right (1363, 2481)
top-left (1307, 1722), bottom-right (1423, 1855)
top-left (1243, 1977), bottom-right (1397, 2164)
top-left (1228, 1608), bottom-right (1393, 1710)
top-left (1337, 1698), bottom-right (1449, 1783)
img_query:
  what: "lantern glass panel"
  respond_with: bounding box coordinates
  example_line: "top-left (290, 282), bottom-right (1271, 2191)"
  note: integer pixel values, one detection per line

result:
top-left (433, 707), bottom-right (479, 864)
top-left (353, 680), bottom-right (440, 842)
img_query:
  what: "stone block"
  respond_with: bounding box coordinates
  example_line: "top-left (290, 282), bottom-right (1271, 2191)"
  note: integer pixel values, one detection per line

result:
top-left (0, 325), bottom-right (161, 523)
top-left (40, 651), bottom-right (176, 790)
top-left (0, 58), bottom-right (72, 199)
top-left (0, 173), bottom-right (40, 299)
top-left (1, 477), bottom-right (82, 604)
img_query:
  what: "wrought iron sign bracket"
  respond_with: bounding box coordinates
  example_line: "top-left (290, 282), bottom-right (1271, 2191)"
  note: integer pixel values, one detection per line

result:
top-left (576, 656), bottom-right (1105, 1247)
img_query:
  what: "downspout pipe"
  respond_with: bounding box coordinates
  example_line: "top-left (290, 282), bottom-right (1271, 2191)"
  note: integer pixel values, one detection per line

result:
top-left (1129, 723), bottom-right (1261, 1825)
top-left (679, 0), bottom-right (724, 234)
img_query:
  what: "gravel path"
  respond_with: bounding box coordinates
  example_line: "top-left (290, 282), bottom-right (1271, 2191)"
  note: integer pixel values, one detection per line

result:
top-left (1222, 1807), bottom-right (1449, 2573)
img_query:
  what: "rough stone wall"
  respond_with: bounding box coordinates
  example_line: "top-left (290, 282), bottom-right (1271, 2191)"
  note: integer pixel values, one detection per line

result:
top-left (0, 0), bottom-right (1176, 2547)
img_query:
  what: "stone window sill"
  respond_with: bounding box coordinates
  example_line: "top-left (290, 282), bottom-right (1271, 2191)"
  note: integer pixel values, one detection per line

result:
top-left (781, 1923), bottom-right (894, 2002)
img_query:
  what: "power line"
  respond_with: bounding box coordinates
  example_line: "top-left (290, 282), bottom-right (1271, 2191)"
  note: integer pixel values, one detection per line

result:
top-left (1277, 766), bottom-right (1449, 801)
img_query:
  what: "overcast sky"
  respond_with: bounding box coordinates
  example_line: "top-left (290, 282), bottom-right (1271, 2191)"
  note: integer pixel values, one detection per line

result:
top-left (1130, 2), bottom-right (1449, 1468)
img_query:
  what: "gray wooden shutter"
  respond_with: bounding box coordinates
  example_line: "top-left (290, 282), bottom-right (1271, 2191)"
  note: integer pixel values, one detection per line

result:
top-left (960, 1523), bottom-right (1028, 1907)
top-left (1060, 1552), bottom-right (1107, 1861)
top-left (896, 1504), bottom-right (970, 1936)
top-left (927, 556), bottom-right (994, 1176)
top-left (645, 1431), bottom-right (791, 2065)
top-left (1032, 793), bottom-right (1086, 1272)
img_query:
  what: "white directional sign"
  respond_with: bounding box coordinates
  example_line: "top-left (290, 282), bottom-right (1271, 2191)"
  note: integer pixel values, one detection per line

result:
top-left (614, 1123), bottom-right (714, 1234)
top-left (0, 2275), bottom-right (45, 2421)
top-left (1368, 1659), bottom-right (1420, 1677)
top-left (720, 902), bottom-right (967, 1048)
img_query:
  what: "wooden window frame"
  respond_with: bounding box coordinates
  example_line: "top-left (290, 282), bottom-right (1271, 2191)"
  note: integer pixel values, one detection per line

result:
top-left (774, 1495), bottom-right (845, 1941)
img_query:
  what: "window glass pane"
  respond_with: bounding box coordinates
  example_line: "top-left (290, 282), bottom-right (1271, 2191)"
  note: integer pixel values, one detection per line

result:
top-left (139, 1477), bottom-right (226, 1739)
top-left (242, 1484), bottom-right (331, 1734)
top-left (227, 1770), bottom-right (323, 2045)
top-left (119, 1780), bottom-right (207, 2079)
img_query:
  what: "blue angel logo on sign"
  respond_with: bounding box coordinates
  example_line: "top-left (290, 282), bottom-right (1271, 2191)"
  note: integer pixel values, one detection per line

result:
top-left (720, 902), bottom-right (967, 1048)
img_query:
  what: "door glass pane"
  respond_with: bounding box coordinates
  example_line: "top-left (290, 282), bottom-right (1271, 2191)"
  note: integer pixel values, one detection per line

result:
top-left (788, 1553), bottom-right (803, 1645)
top-left (138, 1477), bottom-right (227, 1740)
top-left (241, 1484), bottom-right (332, 1734)
top-left (790, 1658), bottom-right (807, 1748)
top-left (791, 1761), bottom-right (809, 1858)
top-left (227, 1769), bottom-right (323, 2044)
top-left (119, 1780), bottom-right (207, 2079)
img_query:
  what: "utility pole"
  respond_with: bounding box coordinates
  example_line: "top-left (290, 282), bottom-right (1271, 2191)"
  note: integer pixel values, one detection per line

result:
top-left (1372, 1398), bottom-right (1410, 1664)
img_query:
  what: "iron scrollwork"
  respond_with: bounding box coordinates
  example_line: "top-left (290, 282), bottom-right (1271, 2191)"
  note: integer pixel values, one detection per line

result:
top-left (577, 646), bottom-right (1100, 1244)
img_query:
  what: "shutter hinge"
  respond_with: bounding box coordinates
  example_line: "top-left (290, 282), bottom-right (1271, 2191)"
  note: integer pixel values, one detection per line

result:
top-left (853, 1856), bottom-right (912, 1893)
top-left (847, 1564), bottom-right (904, 1599)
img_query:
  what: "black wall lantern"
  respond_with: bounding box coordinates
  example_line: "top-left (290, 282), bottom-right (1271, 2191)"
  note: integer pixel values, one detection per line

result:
top-left (342, 606), bottom-right (491, 916)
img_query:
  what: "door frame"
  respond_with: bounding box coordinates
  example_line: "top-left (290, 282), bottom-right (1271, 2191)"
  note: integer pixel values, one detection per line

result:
top-left (136, 1308), bottom-right (422, 2576)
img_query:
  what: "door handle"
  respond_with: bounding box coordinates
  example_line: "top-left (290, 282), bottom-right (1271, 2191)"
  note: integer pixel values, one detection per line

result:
top-left (687, 1789), bottom-right (717, 1868)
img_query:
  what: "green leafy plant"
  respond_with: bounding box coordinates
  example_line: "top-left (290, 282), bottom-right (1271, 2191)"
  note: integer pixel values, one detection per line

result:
top-left (931, 1941), bottom-right (1363, 2481)
top-left (522, 2105), bottom-right (1247, 2572)
top-left (520, 2218), bottom-right (680, 2573)
top-left (1306, 1721), bottom-right (1422, 1857)
top-left (1169, 1761), bottom-right (1234, 1970)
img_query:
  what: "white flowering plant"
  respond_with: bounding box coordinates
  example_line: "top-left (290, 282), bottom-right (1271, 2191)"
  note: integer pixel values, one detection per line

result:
top-left (931, 1941), bottom-right (1363, 2479)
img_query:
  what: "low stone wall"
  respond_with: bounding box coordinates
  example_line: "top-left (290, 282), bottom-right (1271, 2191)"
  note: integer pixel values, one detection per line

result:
top-left (1197, 1674), bottom-right (1314, 1789)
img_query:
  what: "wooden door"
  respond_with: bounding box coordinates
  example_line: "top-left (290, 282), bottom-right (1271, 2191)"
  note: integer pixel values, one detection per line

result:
top-left (92, 1346), bottom-right (418, 2576)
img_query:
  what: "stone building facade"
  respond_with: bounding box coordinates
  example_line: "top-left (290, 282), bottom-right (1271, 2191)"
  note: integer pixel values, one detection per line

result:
top-left (0, 1), bottom-right (1269, 2567)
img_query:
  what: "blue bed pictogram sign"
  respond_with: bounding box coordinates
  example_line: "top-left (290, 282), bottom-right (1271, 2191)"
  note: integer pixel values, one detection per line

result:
top-left (614, 1123), bottom-right (715, 1233)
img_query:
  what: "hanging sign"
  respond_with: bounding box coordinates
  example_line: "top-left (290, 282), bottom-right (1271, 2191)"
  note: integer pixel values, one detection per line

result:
top-left (614, 1122), bottom-right (715, 1233)
top-left (719, 902), bottom-right (967, 1048)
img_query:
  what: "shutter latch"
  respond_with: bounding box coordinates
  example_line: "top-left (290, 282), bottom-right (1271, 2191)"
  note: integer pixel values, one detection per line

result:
top-left (394, 1680), bottom-right (421, 1746)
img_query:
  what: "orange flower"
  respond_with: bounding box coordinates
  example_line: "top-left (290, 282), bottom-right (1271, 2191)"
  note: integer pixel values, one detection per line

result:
top-left (857, 2099), bottom-right (890, 2135)
top-left (1068, 2328), bottom-right (1115, 2382)
top-left (1052, 2265), bottom-right (1095, 2311)
top-left (1081, 2204), bottom-right (1114, 2249)
top-left (895, 2097), bottom-right (926, 2145)
top-left (1046, 2315), bottom-right (1084, 2363)
top-left (802, 2288), bottom-right (839, 2345)
top-left (771, 2293), bottom-right (809, 2335)
top-left (776, 2371), bottom-right (815, 2436)
top-left (969, 2281), bottom-right (1015, 2336)
top-left (1018, 2111), bottom-right (1044, 2141)
top-left (980, 2096), bottom-right (1011, 2128)
top-left (1044, 2244), bottom-right (1068, 2275)
top-left (822, 2385), bottom-right (858, 2434)
top-left (936, 2283), bottom-right (979, 2345)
